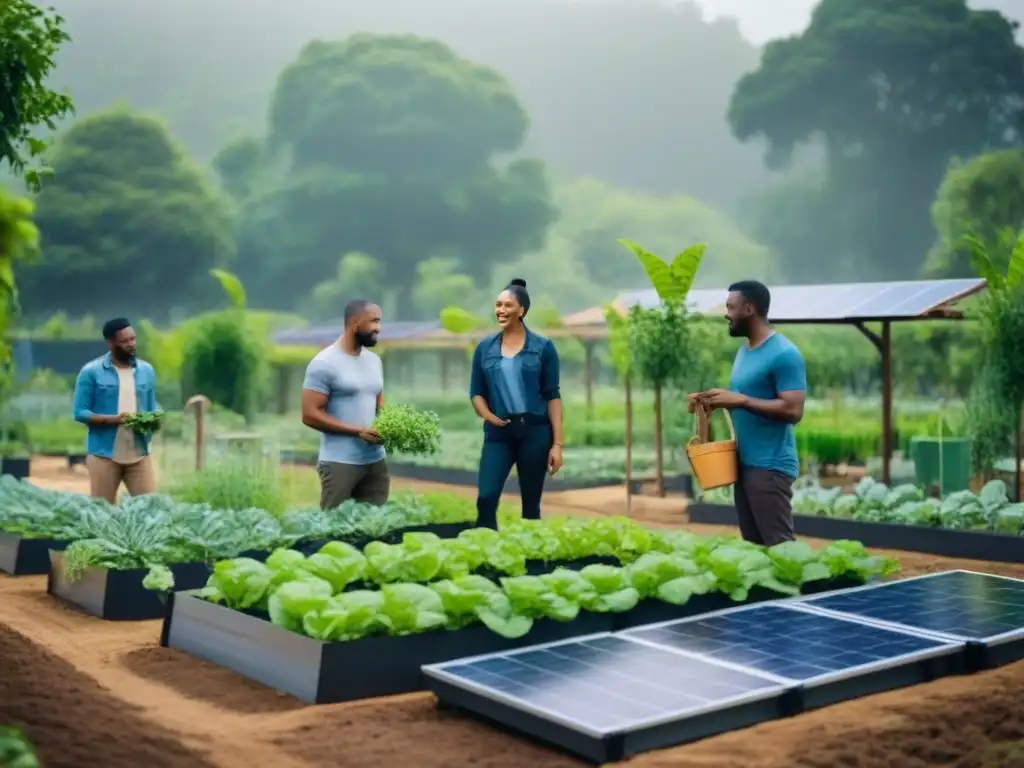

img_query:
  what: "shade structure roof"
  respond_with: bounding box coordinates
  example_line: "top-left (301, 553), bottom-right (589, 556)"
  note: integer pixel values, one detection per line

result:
top-left (571, 278), bottom-right (987, 326)
top-left (273, 320), bottom-right (442, 347)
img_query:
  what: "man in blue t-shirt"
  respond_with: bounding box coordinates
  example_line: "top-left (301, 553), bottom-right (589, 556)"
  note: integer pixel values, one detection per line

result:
top-left (691, 281), bottom-right (807, 545)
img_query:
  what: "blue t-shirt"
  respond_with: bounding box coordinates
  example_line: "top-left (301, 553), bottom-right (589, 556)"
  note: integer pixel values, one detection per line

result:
top-left (728, 333), bottom-right (807, 478)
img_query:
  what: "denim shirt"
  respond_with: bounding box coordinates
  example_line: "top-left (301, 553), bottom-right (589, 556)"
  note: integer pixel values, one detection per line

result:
top-left (72, 354), bottom-right (159, 458)
top-left (470, 328), bottom-right (561, 430)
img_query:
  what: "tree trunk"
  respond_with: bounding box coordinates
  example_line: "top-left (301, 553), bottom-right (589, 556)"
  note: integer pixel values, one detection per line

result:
top-left (624, 376), bottom-right (633, 516)
top-left (653, 383), bottom-right (664, 498)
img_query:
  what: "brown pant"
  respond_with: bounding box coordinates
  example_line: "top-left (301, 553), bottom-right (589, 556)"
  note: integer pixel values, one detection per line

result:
top-left (317, 459), bottom-right (390, 509)
top-left (734, 466), bottom-right (796, 546)
top-left (86, 455), bottom-right (157, 504)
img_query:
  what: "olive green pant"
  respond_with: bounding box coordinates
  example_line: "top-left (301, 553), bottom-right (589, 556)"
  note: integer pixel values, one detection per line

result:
top-left (317, 459), bottom-right (390, 509)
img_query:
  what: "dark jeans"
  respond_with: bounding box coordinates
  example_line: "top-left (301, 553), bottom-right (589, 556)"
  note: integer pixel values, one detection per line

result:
top-left (476, 417), bottom-right (552, 529)
top-left (734, 465), bottom-right (796, 546)
top-left (317, 459), bottom-right (390, 508)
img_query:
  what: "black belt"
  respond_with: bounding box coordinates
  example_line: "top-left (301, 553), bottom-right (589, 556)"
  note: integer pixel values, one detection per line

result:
top-left (505, 413), bottom-right (550, 426)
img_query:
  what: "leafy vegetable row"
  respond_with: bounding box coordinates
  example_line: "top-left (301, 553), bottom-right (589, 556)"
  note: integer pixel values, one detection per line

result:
top-left (0, 477), bottom-right (459, 582)
top-left (792, 477), bottom-right (1024, 534)
top-left (198, 534), bottom-right (899, 642)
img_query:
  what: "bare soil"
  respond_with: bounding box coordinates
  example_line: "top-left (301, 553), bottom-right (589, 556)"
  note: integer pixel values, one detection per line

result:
top-left (3, 461), bottom-right (1021, 767)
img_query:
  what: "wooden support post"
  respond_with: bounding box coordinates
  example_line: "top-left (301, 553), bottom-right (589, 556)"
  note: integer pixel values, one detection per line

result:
top-left (881, 321), bottom-right (892, 485)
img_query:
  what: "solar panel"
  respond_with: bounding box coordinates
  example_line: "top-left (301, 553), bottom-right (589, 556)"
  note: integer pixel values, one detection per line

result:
top-left (622, 603), bottom-right (964, 709)
top-left (423, 633), bottom-right (791, 763)
top-left (619, 279), bottom-right (984, 323)
top-left (798, 570), bottom-right (1024, 668)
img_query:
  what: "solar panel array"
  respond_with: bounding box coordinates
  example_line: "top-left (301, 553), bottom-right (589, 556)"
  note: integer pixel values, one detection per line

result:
top-left (623, 603), bottom-right (957, 685)
top-left (800, 570), bottom-right (1024, 641)
top-left (433, 634), bottom-right (785, 736)
top-left (424, 570), bottom-right (1024, 764)
top-left (623, 278), bottom-right (984, 323)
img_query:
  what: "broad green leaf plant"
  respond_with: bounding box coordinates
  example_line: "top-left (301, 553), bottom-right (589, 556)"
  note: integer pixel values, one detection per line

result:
top-left (615, 240), bottom-right (707, 494)
top-left (964, 228), bottom-right (1024, 493)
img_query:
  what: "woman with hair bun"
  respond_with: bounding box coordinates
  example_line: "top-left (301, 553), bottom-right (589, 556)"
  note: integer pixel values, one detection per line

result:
top-left (468, 278), bottom-right (563, 528)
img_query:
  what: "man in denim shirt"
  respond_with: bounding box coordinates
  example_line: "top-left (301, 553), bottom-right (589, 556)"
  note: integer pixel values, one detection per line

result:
top-left (72, 318), bottom-right (160, 503)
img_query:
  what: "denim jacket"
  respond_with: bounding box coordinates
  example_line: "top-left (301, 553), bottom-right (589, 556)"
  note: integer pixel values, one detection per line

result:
top-left (469, 328), bottom-right (561, 430)
top-left (72, 354), bottom-right (159, 458)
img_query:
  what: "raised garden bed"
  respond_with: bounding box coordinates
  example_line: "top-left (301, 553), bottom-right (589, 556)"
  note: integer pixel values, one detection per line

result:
top-left (687, 503), bottom-right (1024, 564)
top-left (160, 590), bottom-right (615, 704)
top-left (387, 462), bottom-right (632, 493)
top-left (290, 521), bottom-right (473, 557)
top-left (0, 457), bottom-right (31, 480)
top-left (0, 533), bottom-right (69, 576)
top-left (47, 551), bottom-right (212, 620)
top-left (628, 474), bottom-right (692, 496)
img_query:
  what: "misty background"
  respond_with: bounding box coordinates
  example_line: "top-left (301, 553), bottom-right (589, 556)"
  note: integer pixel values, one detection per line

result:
top-left (13, 0), bottom-right (1024, 322)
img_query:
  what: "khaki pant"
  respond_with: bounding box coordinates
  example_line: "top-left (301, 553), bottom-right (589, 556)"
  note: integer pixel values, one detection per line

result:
top-left (86, 455), bottom-right (157, 504)
top-left (317, 459), bottom-right (390, 509)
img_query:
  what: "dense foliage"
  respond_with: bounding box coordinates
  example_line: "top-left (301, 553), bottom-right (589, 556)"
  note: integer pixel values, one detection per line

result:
top-left (0, 0), bottom-right (74, 189)
top-left (731, 0), bottom-right (1024, 282)
top-left (46, 0), bottom-right (768, 211)
top-left (21, 108), bottom-right (234, 319)
top-left (0, 476), bottom-right (456, 584)
top-left (224, 33), bottom-right (553, 311)
top-left (0, 188), bottom-right (40, 370)
top-left (928, 151), bottom-right (1024, 278)
top-left (202, 518), bottom-right (897, 642)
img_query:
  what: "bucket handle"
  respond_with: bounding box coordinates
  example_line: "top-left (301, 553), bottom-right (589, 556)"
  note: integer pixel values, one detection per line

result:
top-left (687, 401), bottom-right (736, 447)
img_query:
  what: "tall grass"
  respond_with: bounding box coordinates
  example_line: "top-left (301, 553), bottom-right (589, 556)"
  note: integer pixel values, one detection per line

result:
top-left (168, 455), bottom-right (288, 515)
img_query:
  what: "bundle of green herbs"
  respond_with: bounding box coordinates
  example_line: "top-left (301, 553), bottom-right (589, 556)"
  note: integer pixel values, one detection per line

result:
top-left (122, 410), bottom-right (164, 437)
top-left (373, 403), bottom-right (442, 456)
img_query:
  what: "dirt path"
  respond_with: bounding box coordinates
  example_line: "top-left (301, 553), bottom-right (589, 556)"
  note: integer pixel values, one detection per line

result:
top-left (6, 466), bottom-right (1024, 767)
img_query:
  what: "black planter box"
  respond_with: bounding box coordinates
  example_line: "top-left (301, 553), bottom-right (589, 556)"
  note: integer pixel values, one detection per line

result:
top-left (291, 521), bottom-right (474, 557)
top-left (48, 551), bottom-right (212, 620)
top-left (628, 474), bottom-right (693, 496)
top-left (687, 503), bottom-right (1024, 563)
top-left (0, 533), bottom-right (68, 576)
top-left (524, 555), bottom-right (619, 576)
top-left (160, 590), bottom-right (615, 703)
top-left (388, 462), bottom-right (629, 492)
top-left (0, 457), bottom-right (31, 480)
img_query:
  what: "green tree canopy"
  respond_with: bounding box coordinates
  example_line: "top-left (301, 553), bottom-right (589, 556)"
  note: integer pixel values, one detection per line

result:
top-left (19, 107), bottom-right (235, 320)
top-left (46, 0), bottom-right (769, 211)
top-left (539, 178), bottom-right (776, 293)
top-left (226, 34), bottom-right (554, 312)
top-left (307, 252), bottom-right (383, 321)
top-left (927, 149), bottom-right (1024, 278)
top-left (0, 0), bottom-right (74, 188)
top-left (729, 0), bottom-right (1024, 280)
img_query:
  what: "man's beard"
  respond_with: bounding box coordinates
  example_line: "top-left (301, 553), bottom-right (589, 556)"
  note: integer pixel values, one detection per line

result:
top-left (727, 318), bottom-right (749, 338)
top-left (355, 330), bottom-right (378, 347)
top-left (112, 348), bottom-right (136, 362)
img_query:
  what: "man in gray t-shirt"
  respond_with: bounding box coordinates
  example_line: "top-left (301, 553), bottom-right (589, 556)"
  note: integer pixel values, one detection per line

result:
top-left (301, 300), bottom-right (389, 508)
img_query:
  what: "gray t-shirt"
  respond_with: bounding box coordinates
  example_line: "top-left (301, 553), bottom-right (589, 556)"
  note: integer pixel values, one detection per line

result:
top-left (302, 345), bottom-right (386, 466)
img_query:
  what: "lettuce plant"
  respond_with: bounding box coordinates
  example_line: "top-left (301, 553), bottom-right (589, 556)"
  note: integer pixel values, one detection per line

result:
top-left (197, 522), bottom-right (899, 644)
